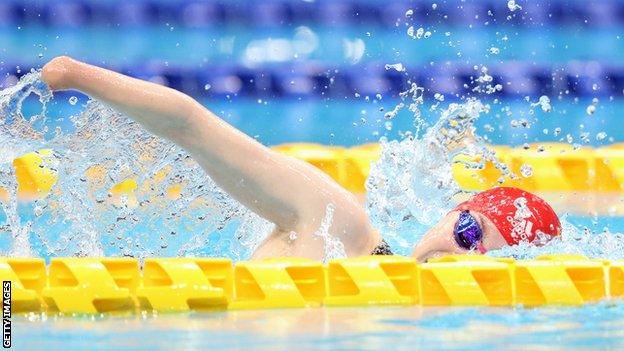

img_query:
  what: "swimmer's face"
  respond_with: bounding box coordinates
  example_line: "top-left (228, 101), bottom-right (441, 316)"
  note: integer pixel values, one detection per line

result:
top-left (411, 210), bottom-right (507, 262)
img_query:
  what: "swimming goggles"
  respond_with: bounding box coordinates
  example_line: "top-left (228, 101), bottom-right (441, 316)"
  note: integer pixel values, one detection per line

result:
top-left (453, 210), bottom-right (487, 253)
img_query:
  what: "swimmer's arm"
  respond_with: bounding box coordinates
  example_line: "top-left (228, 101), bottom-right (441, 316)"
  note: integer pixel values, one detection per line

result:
top-left (42, 57), bottom-right (379, 256)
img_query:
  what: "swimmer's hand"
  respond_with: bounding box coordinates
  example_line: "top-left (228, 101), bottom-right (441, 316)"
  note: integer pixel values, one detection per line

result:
top-left (42, 56), bottom-right (76, 91)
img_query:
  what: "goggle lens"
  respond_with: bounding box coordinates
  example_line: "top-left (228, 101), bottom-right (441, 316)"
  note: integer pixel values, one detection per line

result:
top-left (454, 210), bottom-right (483, 250)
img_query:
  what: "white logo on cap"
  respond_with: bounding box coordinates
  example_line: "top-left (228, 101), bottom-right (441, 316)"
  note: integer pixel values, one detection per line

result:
top-left (506, 197), bottom-right (534, 241)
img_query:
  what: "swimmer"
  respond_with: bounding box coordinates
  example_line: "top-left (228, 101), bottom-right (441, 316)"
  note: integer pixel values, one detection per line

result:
top-left (41, 56), bottom-right (561, 262)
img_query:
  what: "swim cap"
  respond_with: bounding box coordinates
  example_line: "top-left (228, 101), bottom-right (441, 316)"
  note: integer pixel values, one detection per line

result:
top-left (455, 187), bottom-right (561, 245)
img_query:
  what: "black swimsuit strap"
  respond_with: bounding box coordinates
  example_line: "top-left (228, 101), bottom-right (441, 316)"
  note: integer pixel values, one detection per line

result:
top-left (370, 239), bottom-right (393, 255)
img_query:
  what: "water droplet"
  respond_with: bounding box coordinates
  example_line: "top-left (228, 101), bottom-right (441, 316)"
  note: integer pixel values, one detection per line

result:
top-left (488, 47), bottom-right (500, 55)
top-left (520, 164), bottom-right (533, 177)
top-left (416, 27), bottom-right (425, 39)
top-left (405, 9), bottom-right (414, 17)
top-left (288, 231), bottom-right (298, 241)
top-left (586, 105), bottom-right (596, 115)
top-left (33, 206), bottom-right (43, 217)
top-left (204, 84), bottom-right (211, 91)
top-left (408, 27), bottom-right (426, 39)
top-left (532, 95), bottom-right (551, 112)
top-left (507, 0), bottom-right (522, 11)
top-left (596, 132), bottom-right (607, 141)
top-left (68, 96), bottom-right (78, 105)
top-left (566, 134), bottom-right (574, 143)
top-left (384, 63), bottom-right (405, 72)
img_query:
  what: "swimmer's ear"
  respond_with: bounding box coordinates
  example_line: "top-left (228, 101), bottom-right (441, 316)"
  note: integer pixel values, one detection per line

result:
top-left (42, 56), bottom-right (76, 91)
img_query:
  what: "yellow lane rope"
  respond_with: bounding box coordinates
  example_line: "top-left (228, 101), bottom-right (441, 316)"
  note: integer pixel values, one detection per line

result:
top-left (4, 142), bottom-right (624, 202)
top-left (0, 254), bottom-right (620, 314)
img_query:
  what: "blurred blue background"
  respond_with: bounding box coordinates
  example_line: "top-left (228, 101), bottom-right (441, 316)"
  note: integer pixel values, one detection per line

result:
top-left (2, 0), bottom-right (623, 146)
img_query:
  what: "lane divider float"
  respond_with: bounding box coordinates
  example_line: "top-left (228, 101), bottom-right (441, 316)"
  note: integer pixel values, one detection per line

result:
top-left (4, 142), bottom-right (624, 202)
top-left (0, 254), bottom-right (621, 314)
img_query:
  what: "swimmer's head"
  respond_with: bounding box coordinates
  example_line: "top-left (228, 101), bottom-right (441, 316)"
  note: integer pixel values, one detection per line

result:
top-left (411, 187), bottom-right (561, 262)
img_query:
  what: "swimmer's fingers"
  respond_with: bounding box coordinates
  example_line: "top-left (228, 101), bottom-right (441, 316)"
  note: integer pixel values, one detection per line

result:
top-left (42, 56), bottom-right (76, 91)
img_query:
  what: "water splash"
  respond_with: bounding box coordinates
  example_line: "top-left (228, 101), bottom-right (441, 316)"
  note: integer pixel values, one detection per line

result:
top-left (489, 215), bottom-right (624, 260)
top-left (312, 203), bottom-right (346, 263)
top-left (2, 71), bottom-right (624, 262)
top-left (0, 71), bottom-right (271, 260)
top-left (366, 98), bottom-right (493, 255)
top-left (366, 88), bottom-right (624, 258)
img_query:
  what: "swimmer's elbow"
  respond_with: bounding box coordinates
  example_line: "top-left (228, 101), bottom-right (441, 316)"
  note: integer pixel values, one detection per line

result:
top-left (144, 97), bottom-right (205, 141)
top-left (266, 205), bottom-right (301, 233)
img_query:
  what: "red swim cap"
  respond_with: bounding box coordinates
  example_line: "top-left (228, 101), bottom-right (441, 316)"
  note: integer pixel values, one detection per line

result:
top-left (455, 187), bottom-right (561, 245)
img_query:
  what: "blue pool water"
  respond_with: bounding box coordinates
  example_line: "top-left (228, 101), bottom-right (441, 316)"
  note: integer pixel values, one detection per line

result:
top-left (2, 26), bottom-right (623, 65)
top-left (18, 96), bottom-right (624, 148)
top-left (12, 303), bottom-right (624, 350)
